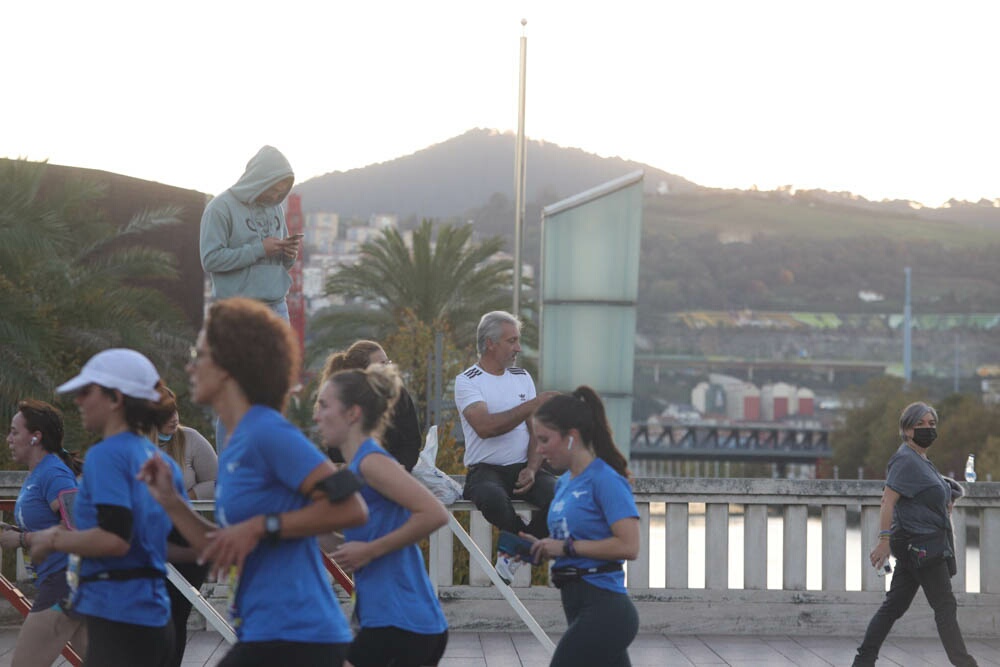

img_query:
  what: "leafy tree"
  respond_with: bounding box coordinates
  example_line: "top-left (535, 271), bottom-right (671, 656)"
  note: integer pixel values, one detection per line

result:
top-left (832, 377), bottom-right (1000, 480)
top-left (0, 159), bottom-right (193, 463)
top-left (310, 219), bottom-right (516, 363)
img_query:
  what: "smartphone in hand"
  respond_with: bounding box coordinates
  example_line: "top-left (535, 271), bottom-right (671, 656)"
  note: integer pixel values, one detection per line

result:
top-left (285, 233), bottom-right (304, 242)
top-left (498, 531), bottom-right (534, 561)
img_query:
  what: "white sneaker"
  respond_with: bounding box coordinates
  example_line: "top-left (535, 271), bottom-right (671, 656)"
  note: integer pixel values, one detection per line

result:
top-left (495, 552), bottom-right (521, 585)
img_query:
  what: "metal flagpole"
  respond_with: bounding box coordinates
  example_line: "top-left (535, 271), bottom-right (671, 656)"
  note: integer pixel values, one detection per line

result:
top-left (512, 18), bottom-right (527, 316)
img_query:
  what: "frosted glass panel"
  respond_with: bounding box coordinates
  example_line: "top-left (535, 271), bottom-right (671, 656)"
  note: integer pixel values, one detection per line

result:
top-left (539, 174), bottom-right (643, 456)
top-left (602, 397), bottom-right (633, 452)
top-left (541, 184), bottom-right (642, 302)
top-left (540, 304), bottom-right (635, 394)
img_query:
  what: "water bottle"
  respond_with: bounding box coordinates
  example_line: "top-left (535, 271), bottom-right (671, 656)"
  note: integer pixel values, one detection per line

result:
top-left (965, 454), bottom-right (977, 484)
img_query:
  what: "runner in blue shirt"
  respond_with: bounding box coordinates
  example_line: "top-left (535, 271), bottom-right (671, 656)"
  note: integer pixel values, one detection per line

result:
top-left (139, 297), bottom-right (368, 667)
top-left (315, 362), bottom-right (450, 667)
top-left (522, 386), bottom-right (640, 667)
top-left (30, 348), bottom-right (186, 667)
top-left (1, 399), bottom-right (85, 667)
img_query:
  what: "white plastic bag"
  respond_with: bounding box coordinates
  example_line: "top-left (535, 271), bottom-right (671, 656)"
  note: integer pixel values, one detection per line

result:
top-left (412, 426), bottom-right (463, 505)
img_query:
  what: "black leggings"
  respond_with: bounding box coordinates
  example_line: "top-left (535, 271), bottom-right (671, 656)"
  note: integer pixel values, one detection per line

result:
top-left (349, 626), bottom-right (449, 666)
top-left (84, 615), bottom-right (174, 667)
top-left (551, 580), bottom-right (638, 667)
top-left (217, 640), bottom-right (349, 667)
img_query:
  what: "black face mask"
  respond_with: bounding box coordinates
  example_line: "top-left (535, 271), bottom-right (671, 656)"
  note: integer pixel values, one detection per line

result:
top-left (911, 427), bottom-right (937, 448)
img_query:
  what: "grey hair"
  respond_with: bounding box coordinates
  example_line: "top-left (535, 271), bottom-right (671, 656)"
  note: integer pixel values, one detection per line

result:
top-left (476, 310), bottom-right (521, 356)
top-left (899, 401), bottom-right (938, 438)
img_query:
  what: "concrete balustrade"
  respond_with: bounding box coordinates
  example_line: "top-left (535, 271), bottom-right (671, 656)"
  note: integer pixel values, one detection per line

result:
top-left (430, 477), bottom-right (1000, 636)
top-left (3, 472), bottom-right (998, 637)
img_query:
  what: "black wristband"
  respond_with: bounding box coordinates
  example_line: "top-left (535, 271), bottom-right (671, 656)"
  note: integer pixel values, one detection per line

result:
top-left (563, 535), bottom-right (577, 558)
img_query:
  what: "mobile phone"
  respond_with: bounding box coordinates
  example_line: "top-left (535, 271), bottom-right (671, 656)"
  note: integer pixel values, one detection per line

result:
top-left (498, 531), bottom-right (534, 560)
top-left (286, 233), bottom-right (304, 242)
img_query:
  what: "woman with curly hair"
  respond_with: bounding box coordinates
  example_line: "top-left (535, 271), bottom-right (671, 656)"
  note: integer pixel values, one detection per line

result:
top-left (140, 297), bottom-right (368, 667)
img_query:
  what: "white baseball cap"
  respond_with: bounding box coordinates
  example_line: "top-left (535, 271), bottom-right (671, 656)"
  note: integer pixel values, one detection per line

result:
top-left (56, 348), bottom-right (161, 401)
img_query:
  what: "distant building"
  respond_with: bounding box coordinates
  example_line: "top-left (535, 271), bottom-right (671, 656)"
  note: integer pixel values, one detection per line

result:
top-left (305, 212), bottom-right (339, 253)
top-left (369, 213), bottom-right (398, 231)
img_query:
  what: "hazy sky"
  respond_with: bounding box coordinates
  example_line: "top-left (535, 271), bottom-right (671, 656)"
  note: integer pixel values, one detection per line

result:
top-left (3, 1), bottom-right (998, 206)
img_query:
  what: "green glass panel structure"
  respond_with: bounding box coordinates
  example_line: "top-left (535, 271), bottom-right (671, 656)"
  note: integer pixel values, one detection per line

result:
top-left (540, 171), bottom-right (643, 456)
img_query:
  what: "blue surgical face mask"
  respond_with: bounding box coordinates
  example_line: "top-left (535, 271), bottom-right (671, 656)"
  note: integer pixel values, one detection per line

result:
top-left (157, 432), bottom-right (173, 443)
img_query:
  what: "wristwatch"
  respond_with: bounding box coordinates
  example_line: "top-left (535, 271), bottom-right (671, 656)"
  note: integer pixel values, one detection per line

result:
top-left (264, 514), bottom-right (281, 544)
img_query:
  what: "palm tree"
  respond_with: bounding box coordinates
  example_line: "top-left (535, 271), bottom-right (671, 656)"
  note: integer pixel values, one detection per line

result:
top-left (0, 158), bottom-right (193, 459)
top-left (311, 219), bottom-right (515, 362)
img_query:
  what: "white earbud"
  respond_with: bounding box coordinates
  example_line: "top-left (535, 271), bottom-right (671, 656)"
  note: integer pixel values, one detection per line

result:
top-left (567, 435), bottom-right (574, 451)
top-left (30, 437), bottom-right (37, 446)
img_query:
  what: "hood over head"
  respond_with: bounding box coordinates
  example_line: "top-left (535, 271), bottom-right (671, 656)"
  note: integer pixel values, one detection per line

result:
top-left (229, 146), bottom-right (294, 205)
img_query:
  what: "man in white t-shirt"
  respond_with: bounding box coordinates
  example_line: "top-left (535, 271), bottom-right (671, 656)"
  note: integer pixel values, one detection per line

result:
top-left (455, 312), bottom-right (559, 574)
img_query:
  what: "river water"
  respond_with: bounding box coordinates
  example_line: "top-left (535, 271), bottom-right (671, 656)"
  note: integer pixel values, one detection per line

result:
top-left (646, 505), bottom-right (981, 592)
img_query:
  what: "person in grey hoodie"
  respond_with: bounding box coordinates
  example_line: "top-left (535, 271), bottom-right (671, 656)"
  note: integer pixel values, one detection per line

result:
top-left (200, 146), bottom-right (301, 321)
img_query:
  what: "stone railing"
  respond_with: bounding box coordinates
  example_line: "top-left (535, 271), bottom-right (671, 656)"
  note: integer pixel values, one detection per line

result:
top-left (430, 477), bottom-right (1000, 637)
top-left (3, 472), bottom-right (998, 637)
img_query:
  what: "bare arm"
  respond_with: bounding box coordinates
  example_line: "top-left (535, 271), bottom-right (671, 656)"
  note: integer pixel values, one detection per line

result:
top-left (526, 517), bottom-right (640, 562)
top-left (463, 391), bottom-right (560, 440)
top-left (200, 460), bottom-right (368, 577)
top-left (332, 454), bottom-right (448, 572)
top-left (869, 486), bottom-right (900, 567)
top-left (138, 454), bottom-right (218, 552)
top-left (31, 526), bottom-right (131, 560)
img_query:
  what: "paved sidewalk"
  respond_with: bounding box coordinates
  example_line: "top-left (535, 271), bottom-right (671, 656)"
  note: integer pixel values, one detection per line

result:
top-left (1, 628), bottom-right (999, 666)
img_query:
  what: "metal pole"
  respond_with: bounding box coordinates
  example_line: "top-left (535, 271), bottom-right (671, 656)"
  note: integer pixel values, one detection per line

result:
top-left (903, 267), bottom-right (912, 387)
top-left (434, 332), bottom-right (444, 426)
top-left (512, 18), bottom-right (528, 316)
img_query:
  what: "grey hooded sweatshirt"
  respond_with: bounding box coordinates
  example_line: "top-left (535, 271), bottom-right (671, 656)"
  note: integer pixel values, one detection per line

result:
top-left (200, 146), bottom-right (295, 304)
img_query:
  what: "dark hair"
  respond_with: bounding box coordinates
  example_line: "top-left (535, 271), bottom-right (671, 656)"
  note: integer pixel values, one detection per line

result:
top-left (320, 340), bottom-right (383, 378)
top-left (205, 297), bottom-right (300, 411)
top-left (17, 399), bottom-right (82, 475)
top-left (323, 364), bottom-right (401, 437)
top-left (533, 386), bottom-right (630, 479)
top-left (99, 379), bottom-right (170, 437)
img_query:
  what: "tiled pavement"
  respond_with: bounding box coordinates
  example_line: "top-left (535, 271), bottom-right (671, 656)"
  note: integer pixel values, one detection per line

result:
top-left (2, 628), bottom-right (999, 666)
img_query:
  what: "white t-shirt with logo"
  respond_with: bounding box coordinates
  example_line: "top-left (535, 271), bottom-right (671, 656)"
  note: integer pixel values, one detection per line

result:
top-left (454, 364), bottom-right (536, 467)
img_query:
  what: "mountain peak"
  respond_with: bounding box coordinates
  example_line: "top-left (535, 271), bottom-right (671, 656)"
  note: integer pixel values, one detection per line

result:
top-left (293, 128), bottom-right (696, 218)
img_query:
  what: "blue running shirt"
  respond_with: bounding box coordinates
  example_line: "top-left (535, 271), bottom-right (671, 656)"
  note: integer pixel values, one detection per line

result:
top-left (547, 458), bottom-right (638, 593)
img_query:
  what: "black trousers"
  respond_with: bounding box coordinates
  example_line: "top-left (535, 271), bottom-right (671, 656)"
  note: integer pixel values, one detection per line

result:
top-left (84, 615), bottom-right (174, 667)
top-left (551, 580), bottom-right (638, 667)
top-left (463, 462), bottom-right (556, 539)
top-left (167, 562), bottom-right (209, 667)
top-left (217, 640), bottom-right (349, 666)
top-left (853, 557), bottom-right (977, 666)
top-left (349, 627), bottom-right (448, 666)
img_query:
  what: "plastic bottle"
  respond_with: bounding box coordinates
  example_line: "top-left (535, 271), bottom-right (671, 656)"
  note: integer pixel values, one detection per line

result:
top-left (965, 454), bottom-right (977, 484)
